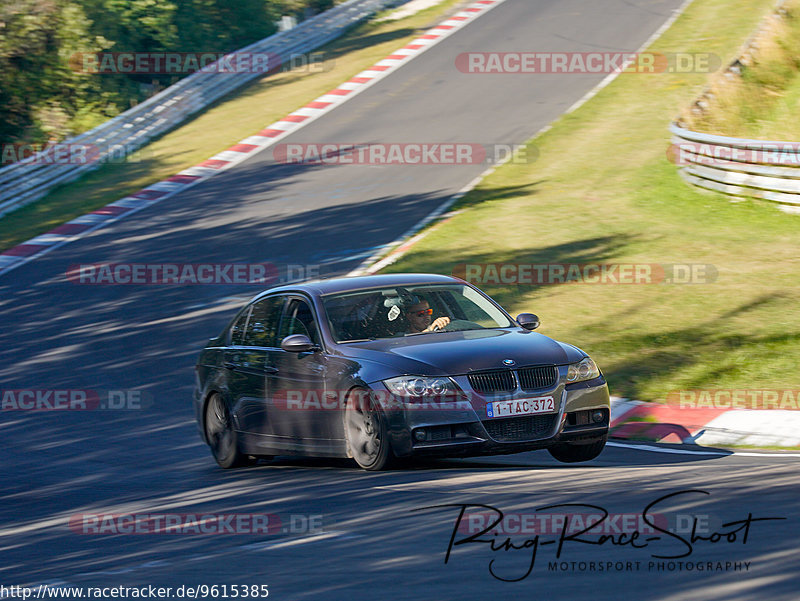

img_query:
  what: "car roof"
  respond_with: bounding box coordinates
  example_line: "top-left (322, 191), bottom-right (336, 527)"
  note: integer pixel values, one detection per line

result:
top-left (257, 273), bottom-right (464, 299)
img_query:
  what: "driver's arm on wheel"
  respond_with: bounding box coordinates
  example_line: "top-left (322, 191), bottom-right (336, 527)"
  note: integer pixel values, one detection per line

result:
top-left (424, 316), bottom-right (451, 332)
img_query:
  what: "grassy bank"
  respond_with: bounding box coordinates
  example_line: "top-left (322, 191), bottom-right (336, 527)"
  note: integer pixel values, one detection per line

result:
top-left (382, 0), bottom-right (800, 400)
top-left (683, 0), bottom-right (800, 139)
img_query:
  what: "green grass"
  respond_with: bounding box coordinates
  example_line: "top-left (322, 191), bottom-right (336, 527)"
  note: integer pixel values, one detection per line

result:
top-left (383, 0), bottom-right (800, 401)
top-left (0, 0), bottom-right (464, 251)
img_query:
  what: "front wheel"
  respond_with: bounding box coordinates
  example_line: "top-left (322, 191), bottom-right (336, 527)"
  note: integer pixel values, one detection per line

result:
top-left (204, 393), bottom-right (250, 468)
top-left (344, 389), bottom-right (392, 471)
top-left (548, 434), bottom-right (607, 463)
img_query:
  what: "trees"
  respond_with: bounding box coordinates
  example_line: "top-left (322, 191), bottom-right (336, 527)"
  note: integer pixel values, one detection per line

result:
top-left (0, 0), bottom-right (100, 143)
top-left (0, 0), bottom-right (337, 148)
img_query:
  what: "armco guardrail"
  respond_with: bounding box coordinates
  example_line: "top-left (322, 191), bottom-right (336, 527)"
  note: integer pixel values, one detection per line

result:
top-left (670, 123), bottom-right (800, 213)
top-left (0, 0), bottom-right (404, 218)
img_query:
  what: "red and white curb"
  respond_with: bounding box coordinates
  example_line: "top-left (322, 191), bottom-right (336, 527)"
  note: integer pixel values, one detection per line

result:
top-left (0, 0), bottom-right (509, 278)
top-left (610, 396), bottom-right (800, 448)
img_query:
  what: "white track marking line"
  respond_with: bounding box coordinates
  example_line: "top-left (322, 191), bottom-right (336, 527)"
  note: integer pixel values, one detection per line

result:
top-left (607, 441), bottom-right (800, 457)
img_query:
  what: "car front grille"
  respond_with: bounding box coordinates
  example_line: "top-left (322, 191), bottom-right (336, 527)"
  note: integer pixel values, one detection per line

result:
top-left (467, 370), bottom-right (516, 394)
top-left (467, 366), bottom-right (558, 394)
top-left (517, 366), bottom-right (559, 390)
top-left (482, 414), bottom-right (558, 442)
top-left (429, 426), bottom-right (452, 441)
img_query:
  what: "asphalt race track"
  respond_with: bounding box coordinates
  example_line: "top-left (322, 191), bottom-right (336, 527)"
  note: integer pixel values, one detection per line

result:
top-left (1, 444), bottom-right (797, 600)
top-left (1, 1), bottom-right (797, 599)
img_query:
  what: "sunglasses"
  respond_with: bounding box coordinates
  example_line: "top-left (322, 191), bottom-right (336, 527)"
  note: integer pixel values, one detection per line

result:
top-left (410, 308), bottom-right (433, 317)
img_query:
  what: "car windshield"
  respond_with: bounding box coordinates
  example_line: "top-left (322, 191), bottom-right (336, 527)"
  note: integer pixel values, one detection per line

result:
top-left (322, 283), bottom-right (514, 342)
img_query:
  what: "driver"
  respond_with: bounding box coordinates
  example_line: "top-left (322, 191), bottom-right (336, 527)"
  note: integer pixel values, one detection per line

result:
top-left (404, 298), bottom-right (450, 333)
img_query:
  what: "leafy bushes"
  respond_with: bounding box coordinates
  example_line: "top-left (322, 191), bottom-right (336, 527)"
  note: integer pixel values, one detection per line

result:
top-left (0, 0), bottom-right (337, 146)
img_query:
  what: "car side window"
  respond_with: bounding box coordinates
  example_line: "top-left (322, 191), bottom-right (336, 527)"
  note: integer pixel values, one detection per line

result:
top-left (278, 298), bottom-right (320, 345)
top-left (242, 296), bottom-right (284, 348)
top-left (229, 308), bottom-right (251, 345)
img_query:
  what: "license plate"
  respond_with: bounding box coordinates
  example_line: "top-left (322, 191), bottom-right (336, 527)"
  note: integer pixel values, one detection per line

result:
top-left (486, 396), bottom-right (555, 418)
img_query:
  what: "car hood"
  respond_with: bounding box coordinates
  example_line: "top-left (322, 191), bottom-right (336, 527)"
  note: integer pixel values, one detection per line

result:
top-left (337, 329), bottom-right (585, 377)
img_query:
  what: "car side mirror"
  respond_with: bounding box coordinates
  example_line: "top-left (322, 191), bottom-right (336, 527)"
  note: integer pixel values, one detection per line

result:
top-left (280, 334), bottom-right (319, 353)
top-left (516, 313), bottom-right (540, 331)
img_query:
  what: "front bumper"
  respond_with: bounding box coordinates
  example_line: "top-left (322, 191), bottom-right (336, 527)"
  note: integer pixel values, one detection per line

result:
top-left (376, 374), bottom-right (610, 458)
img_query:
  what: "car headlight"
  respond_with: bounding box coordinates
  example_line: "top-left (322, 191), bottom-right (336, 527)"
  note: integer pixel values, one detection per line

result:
top-left (566, 357), bottom-right (601, 383)
top-left (383, 376), bottom-right (460, 400)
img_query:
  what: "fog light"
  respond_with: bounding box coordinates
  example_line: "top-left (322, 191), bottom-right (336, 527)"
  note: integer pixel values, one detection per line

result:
top-left (414, 429), bottom-right (427, 442)
top-left (591, 410), bottom-right (605, 423)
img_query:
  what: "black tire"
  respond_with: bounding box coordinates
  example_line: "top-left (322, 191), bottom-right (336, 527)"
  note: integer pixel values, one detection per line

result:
top-left (344, 389), bottom-right (392, 471)
top-left (204, 393), bottom-right (250, 468)
top-left (548, 434), bottom-right (608, 463)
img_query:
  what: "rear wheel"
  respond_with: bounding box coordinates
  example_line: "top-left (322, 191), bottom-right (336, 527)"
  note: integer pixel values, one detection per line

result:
top-left (548, 434), bottom-right (607, 463)
top-left (205, 393), bottom-right (250, 468)
top-left (344, 389), bottom-right (392, 471)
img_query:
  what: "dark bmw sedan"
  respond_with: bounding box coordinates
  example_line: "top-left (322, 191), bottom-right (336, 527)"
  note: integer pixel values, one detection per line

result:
top-left (194, 273), bottom-right (610, 470)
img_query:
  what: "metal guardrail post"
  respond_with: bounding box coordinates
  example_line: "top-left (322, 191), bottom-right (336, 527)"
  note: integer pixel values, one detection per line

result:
top-left (670, 122), bottom-right (800, 212)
